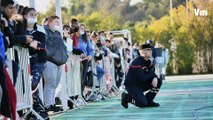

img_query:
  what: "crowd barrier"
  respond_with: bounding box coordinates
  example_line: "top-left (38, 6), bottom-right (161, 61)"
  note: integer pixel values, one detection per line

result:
top-left (4, 46), bottom-right (128, 119)
top-left (6, 46), bottom-right (44, 120)
top-left (109, 58), bottom-right (120, 96)
top-left (95, 56), bottom-right (112, 99)
top-left (6, 49), bottom-right (13, 79)
top-left (85, 58), bottom-right (100, 101)
top-left (65, 55), bottom-right (87, 108)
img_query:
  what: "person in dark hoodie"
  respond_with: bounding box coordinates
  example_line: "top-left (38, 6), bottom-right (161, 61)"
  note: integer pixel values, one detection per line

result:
top-left (1, 0), bottom-right (33, 50)
top-left (1, 0), bottom-right (36, 87)
top-left (22, 7), bottom-right (49, 120)
top-left (0, 1), bottom-right (17, 119)
top-left (43, 16), bottom-right (68, 113)
top-left (121, 43), bottom-right (162, 109)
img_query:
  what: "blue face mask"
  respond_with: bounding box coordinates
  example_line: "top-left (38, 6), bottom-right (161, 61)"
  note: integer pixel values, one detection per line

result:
top-left (100, 36), bottom-right (106, 42)
top-left (80, 31), bottom-right (85, 35)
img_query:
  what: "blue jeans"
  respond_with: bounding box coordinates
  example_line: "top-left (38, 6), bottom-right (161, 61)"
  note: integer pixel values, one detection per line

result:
top-left (30, 62), bottom-right (46, 103)
top-left (31, 62), bottom-right (46, 92)
top-left (96, 65), bottom-right (105, 81)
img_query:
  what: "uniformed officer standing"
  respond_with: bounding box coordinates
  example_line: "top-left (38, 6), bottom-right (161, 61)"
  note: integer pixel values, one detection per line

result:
top-left (121, 43), bottom-right (162, 108)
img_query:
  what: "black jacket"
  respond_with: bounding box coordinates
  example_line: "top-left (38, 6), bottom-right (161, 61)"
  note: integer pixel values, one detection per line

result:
top-left (24, 25), bottom-right (47, 63)
top-left (125, 56), bottom-right (157, 86)
top-left (1, 20), bottom-right (27, 51)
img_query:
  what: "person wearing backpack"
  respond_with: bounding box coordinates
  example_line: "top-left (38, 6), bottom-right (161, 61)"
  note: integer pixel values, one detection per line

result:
top-left (43, 16), bottom-right (68, 113)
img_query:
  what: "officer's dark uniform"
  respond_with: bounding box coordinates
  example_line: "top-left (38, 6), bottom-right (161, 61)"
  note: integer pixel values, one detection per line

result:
top-left (121, 44), bottom-right (162, 108)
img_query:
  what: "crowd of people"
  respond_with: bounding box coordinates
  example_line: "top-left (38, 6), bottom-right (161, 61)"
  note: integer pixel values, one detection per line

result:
top-left (0, 0), bottom-right (169, 120)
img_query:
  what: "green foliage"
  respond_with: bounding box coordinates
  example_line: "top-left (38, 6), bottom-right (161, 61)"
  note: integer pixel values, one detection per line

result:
top-left (38, 0), bottom-right (213, 75)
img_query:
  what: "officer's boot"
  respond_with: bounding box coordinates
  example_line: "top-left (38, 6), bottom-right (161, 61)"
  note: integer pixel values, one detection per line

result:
top-left (121, 92), bottom-right (132, 108)
top-left (145, 89), bottom-right (160, 107)
top-left (146, 79), bottom-right (162, 107)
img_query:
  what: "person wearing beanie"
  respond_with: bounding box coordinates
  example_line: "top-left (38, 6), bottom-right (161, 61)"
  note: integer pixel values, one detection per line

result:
top-left (121, 43), bottom-right (162, 109)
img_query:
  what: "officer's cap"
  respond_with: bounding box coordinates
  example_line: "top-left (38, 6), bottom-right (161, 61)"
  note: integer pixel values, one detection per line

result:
top-left (140, 43), bottom-right (152, 50)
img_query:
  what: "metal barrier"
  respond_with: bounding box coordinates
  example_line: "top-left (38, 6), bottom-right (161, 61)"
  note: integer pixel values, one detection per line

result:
top-left (109, 58), bottom-right (119, 96)
top-left (5, 48), bottom-right (13, 79)
top-left (13, 46), bottom-right (31, 111)
top-left (103, 57), bottom-right (120, 96)
top-left (65, 55), bottom-right (87, 108)
top-left (85, 59), bottom-right (101, 101)
top-left (99, 57), bottom-right (107, 93)
top-left (4, 46), bottom-right (126, 119)
top-left (98, 56), bottom-right (116, 98)
top-left (119, 48), bottom-right (127, 92)
top-left (6, 46), bottom-right (44, 120)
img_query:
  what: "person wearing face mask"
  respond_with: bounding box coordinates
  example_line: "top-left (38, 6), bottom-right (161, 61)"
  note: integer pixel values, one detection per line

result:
top-left (1, 0), bottom-right (33, 49)
top-left (1, 1), bottom-right (36, 89)
top-left (22, 7), bottom-right (49, 120)
top-left (100, 34), bottom-right (106, 43)
top-left (98, 31), bottom-right (108, 56)
top-left (63, 25), bottom-right (73, 53)
top-left (43, 16), bottom-right (68, 113)
top-left (77, 24), bottom-right (94, 97)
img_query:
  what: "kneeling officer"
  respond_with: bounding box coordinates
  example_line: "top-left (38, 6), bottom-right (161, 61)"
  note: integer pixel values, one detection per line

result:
top-left (121, 43), bottom-right (162, 108)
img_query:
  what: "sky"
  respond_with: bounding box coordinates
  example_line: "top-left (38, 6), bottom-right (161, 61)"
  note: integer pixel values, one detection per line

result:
top-left (16, 0), bottom-right (142, 13)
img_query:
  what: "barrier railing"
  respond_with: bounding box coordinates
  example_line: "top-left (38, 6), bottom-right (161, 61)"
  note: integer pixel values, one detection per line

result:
top-left (5, 48), bottom-right (13, 79)
top-left (85, 58), bottom-right (101, 101)
top-left (4, 46), bottom-right (127, 119)
top-left (109, 58), bottom-right (119, 96)
top-left (99, 57), bottom-right (108, 95)
top-left (6, 46), bottom-right (44, 120)
top-left (65, 55), bottom-right (87, 108)
top-left (13, 46), bottom-right (31, 111)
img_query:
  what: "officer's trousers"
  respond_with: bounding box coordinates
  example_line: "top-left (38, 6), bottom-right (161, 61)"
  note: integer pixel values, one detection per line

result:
top-left (125, 79), bottom-right (162, 107)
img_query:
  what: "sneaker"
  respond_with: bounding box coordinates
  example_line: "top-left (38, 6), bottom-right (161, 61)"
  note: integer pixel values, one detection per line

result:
top-left (39, 112), bottom-right (49, 120)
top-left (46, 105), bottom-right (62, 113)
top-left (121, 92), bottom-right (128, 108)
top-left (26, 110), bottom-right (49, 120)
top-left (33, 101), bottom-right (49, 120)
top-left (148, 101), bottom-right (160, 107)
top-left (97, 93), bottom-right (105, 100)
top-left (88, 95), bottom-right (98, 102)
top-left (67, 100), bottom-right (73, 109)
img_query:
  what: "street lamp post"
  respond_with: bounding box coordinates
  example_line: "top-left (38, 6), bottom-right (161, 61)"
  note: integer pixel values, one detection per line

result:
top-left (186, 0), bottom-right (189, 22)
top-left (170, 0), bottom-right (173, 25)
top-left (169, 36), bottom-right (177, 74)
top-left (29, 0), bottom-right (35, 8)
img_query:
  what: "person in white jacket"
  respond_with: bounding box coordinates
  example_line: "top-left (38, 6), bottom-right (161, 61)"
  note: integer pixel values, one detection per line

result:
top-left (155, 42), bottom-right (163, 79)
top-left (154, 42), bottom-right (169, 80)
top-left (161, 44), bottom-right (169, 80)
